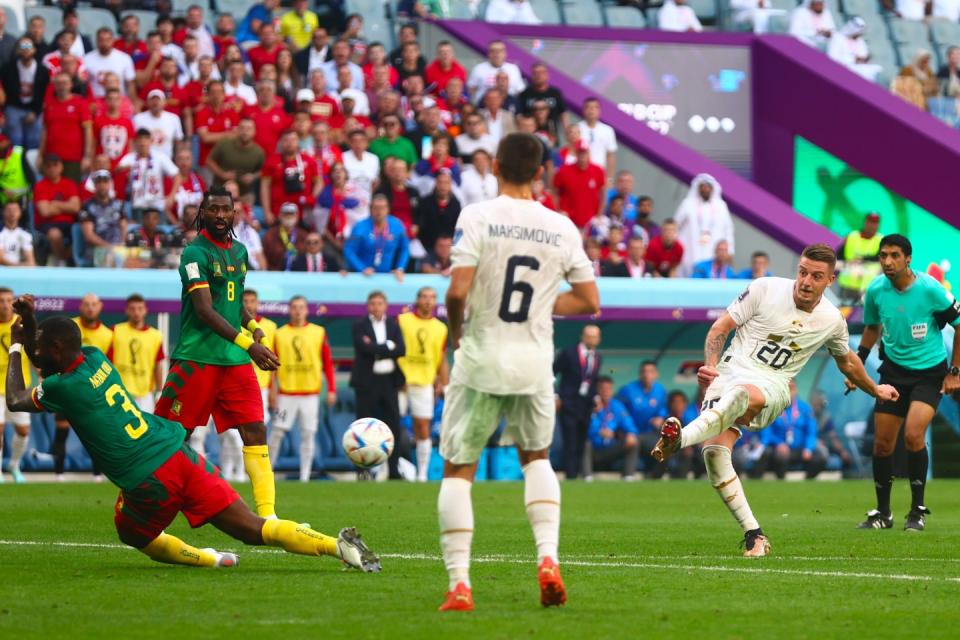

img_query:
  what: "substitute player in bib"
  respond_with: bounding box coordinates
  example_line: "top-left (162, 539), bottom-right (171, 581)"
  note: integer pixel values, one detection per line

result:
top-left (651, 244), bottom-right (898, 556)
top-left (108, 295), bottom-right (165, 413)
top-left (268, 296), bottom-right (337, 482)
top-left (5, 295), bottom-right (380, 572)
top-left (0, 287), bottom-right (32, 483)
top-left (398, 287), bottom-right (448, 482)
top-left (437, 133), bottom-right (600, 612)
top-left (155, 186), bottom-right (282, 519)
top-left (851, 235), bottom-right (960, 531)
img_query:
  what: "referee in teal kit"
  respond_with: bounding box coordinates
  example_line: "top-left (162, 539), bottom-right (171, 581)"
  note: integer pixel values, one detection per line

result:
top-left (849, 235), bottom-right (960, 531)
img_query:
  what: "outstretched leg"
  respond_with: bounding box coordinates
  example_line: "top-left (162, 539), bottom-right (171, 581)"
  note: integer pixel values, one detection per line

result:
top-left (438, 461), bottom-right (476, 611)
top-left (519, 448), bottom-right (566, 607)
top-left (137, 532), bottom-right (235, 568)
top-left (237, 422), bottom-right (277, 518)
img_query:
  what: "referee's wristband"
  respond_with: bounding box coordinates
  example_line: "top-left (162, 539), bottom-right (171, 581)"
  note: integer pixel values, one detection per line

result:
top-left (8, 343), bottom-right (22, 355)
top-left (857, 345), bottom-right (871, 363)
top-left (246, 319), bottom-right (262, 334)
top-left (234, 333), bottom-right (255, 351)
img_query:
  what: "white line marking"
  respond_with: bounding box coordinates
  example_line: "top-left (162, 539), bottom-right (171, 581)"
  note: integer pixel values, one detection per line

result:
top-left (2, 540), bottom-right (958, 583)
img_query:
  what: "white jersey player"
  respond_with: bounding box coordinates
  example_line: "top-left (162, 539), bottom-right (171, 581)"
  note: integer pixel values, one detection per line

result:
top-left (437, 133), bottom-right (599, 612)
top-left (652, 244), bottom-right (898, 556)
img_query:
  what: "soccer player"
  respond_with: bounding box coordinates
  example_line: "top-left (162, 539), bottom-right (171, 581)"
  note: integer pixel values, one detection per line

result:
top-left (651, 244), bottom-right (899, 556)
top-left (0, 288), bottom-right (32, 483)
top-left (437, 133), bottom-right (599, 611)
top-left (397, 287), bottom-right (449, 482)
top-left (268, 296), bottom-right (337, 482)
top-left (5, 295), bottom-right (380, 571)
top-left (851, 234), bottom-right (960, 531)
top-left (108, 294), bottom-right (164, 413)
top-left (154, 186), bottom-right (282, 519)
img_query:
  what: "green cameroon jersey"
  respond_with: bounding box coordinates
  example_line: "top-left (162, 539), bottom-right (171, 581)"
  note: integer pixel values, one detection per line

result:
top-left (172, 231), bottom-right (251, 366)
top-left (863, 270), bottom-right (960, 370)
top-left (32, 347), bottom-right (185, 490)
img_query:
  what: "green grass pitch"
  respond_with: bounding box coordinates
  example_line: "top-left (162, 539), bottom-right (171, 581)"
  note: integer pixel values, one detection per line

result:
top-left (2, 479), bottom-right (960, 639)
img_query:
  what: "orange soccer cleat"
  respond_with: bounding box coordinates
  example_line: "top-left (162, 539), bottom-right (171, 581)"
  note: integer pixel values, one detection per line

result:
top-left (438, 582), bottom-right (474, 612)
top-left (538, 557), bottom-right (567, 607)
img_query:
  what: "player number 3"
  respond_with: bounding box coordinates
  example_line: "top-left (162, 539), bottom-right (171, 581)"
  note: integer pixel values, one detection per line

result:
top-left (105, 383), bottom-right (149, 440)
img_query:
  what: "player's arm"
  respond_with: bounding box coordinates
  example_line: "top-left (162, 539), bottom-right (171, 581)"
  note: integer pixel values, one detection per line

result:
top-left (833, 350), bottom-right (898, 401)
top-left (240, 306), bottom-right (267, 345)
top-left (698, 312), bottom-right (738, 387)
top-left (856, 324), bottom-right (882, 361)
top-left (446, 265), bottom-right (476, 350)
top-left (5, 302), bottom-right (41, 413)
top-left (12, 295), bottom-right (40, 370)
top-left (321, 335), bottom-right (337, 406)
top-left (553, 281), bottom-right (599, 317)
top-left (189, 287), bottom-right (279, 371)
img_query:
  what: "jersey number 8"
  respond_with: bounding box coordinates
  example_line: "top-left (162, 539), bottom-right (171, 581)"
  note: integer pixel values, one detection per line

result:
top-left (499, 255), bottom-right (540, 323)
top-left (227, 281), bottom-right (235, 301)
top-left (105, 383), bottom-right (149, 440)
top-left (755, 340), bottom-right (793, 370)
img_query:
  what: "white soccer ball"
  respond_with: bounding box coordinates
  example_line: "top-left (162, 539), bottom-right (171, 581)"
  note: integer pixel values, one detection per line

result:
top-left (342, 418), bottom-right (394, 469)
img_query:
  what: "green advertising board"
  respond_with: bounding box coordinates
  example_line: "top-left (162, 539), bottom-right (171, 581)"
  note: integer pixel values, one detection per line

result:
top-left (792, 136), bottom-right (959, 291)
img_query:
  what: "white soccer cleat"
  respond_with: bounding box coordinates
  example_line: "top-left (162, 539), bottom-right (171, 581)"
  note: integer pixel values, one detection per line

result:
top-left (11, 468), bottom-right (26, 484)
top-left (741, 529), bottom-right (771, 558)
top-left (202, 548), bottom-right (239, 568)
top-left (336, 527), bottom-right (381, 572)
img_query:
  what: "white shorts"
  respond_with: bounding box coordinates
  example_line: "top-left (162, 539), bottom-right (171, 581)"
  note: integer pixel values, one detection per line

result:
top-left (702, 367), bottom-right (791, 433)
top-left (399, 384), bottom-right (435, 420)
top-left (274, 394), bottom-right (320, 434)
top-left (0, 399), bottom-right (30, 426)
top-left (261, 388), bottom-right (270, 423)
top-left (135, 394), bottom-right (156, 414)
top-left (440, 380), bottom-right (555, 465)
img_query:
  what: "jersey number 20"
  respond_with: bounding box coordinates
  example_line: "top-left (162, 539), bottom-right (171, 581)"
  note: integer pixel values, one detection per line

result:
top-left (755, 341), bottom-right (793, 370)
top-left (499, 255), bottom-right (540, 323)
top-left (105, 383), bottom-right (149, 440)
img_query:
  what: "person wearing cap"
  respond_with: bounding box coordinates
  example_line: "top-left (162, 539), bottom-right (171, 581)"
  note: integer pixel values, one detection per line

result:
top-left (263, 202), bottom-right (309, 270)
top-left (0, 132), bottom-right (35, 207)
top-left (83, 27), bottom-right (136, 100)
top-left (369, 113), bottom-right (418, 167)
top-left (2, 37), bottom-right (49, 152)
top-left (553, 138), bottom-right (606, 230)
top-left (280, 0), bottom-right (319, 51)
top-left (207, 117), bottom-right (265, 198)
top-left (139, 56), bottom-right (192, 128)
top-left (79, 169), bottom-right (127, 267)
top-left (132, 89), bottom-right (185, 160)
top-left (261, 129), bottom-right (321, 226)
top-left (837, 212), bottom-right (884, 303)
top-left (343, 193), bottom-right (409, 281)
top-left (39, 71), bottom-right (93, 184)
top-left (33, 154), bottom-right (80, 264)
top-left (117, 128), bottom-right (181, 223)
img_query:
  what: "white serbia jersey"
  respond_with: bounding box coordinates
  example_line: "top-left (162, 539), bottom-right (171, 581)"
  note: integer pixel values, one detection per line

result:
top-left (450, 195), bottom-right (594, 395)
top-left (722, 277), bottom-right (851, 380)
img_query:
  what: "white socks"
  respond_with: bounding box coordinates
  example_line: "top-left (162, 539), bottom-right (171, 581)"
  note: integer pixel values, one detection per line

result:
top-left (438, 477), bottom-right (473, 590)
top-left (416, 439), bottom-right (432, 482)
top-left (681, 386), bottom-right (750, 448)
top-left (523, 459), bottom-right (561, 564)
top-left (9, 433), bottom-right (28, 471)
top-left (300, 429), bottom-right (316, 482)
top-left (267, 428), bottom-right (286, 468)
top-left (189, 423), bottom-right (209, 457)
top-left (218, 430), bottom-right (244, 482)
top-left (703, 444), bottom-right (759, 532)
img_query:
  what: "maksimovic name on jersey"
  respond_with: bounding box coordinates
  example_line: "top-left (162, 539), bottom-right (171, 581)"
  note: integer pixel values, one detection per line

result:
top-left (487, 223), bottom-right (562, 247)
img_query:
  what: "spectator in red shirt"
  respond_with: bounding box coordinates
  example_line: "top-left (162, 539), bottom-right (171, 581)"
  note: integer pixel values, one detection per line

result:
top-left (40, 71), bottom-right (93, 184)
top-left (603, 236), bottom-right (650, 278)
top-left (646, 218), bottom-right (684, 277)
top-left (93, 88), bottom-right (134, 169)
top-left (213, 14), bottom-right (237, 60)
top-left (33, 154), bottom-right (81, 263)
top-left (260, 129), bottom-right (321, 226)
top-left (302, 73), bottom-right (341, 124)
top-left (305, 119), bottom-right (343, 179)
top-left (553, 139), bottom-right (605, 230)
top-left (374, 157), bottom-right (419, 235)
top-left (247, 23), bottom-right (285, 80)
top-left (532, 177), bottom-right (555, 211)
top-left (183, 55), bottom-right (217, 112)
top-left (247, 80), bottom-right (292, 156)
top-left (425, 40), bottom-right (467, 96)
top-left (90, 72), bottom-right (135, 119)
top-left (170, 146), bottom-right (206, 226)
top-left (194, 80), bottom-right (240, 179)
top-left (362, 43), bottom-right (398, 89)
top-left (115, 14), bottom-right (148, 69)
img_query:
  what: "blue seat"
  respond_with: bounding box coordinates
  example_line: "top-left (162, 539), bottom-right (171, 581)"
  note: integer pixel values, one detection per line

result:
top-left (560, 0), bottom-right (604, 26)
top-left (71, 223), bottom-right (91, 268)
top-left (602, 4), bottom-right (646, 28)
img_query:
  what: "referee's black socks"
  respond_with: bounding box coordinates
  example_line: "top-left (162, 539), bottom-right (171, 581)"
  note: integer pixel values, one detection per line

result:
top-left (873, 455), bottom-right (894, 516)
top-left (907, 448), bottom-right (929, 510)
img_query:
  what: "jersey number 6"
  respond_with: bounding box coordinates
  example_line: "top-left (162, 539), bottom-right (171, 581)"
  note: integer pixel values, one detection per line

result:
top-left (499, 255), bottom-right (540, 323)
top-left (105, 383), bottom-right (149, 440)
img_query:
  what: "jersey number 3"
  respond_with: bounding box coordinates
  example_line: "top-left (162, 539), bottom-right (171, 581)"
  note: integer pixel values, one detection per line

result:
top-left (105, 383), bottom-right (149, 440)
top-left (499, 255), bottom-right (540, 323)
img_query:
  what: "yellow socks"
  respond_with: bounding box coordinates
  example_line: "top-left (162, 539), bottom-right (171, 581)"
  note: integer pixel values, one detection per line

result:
top-left (243, 444), bottom-right (277, 518)
top-left (261, 518), bottom-right (338, 558)
top-left (140, 533), bottom-right (218, 567)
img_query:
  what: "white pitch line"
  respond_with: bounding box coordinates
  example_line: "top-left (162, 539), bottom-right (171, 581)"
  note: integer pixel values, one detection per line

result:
top-left (1, 540), bottom-right (958, 583)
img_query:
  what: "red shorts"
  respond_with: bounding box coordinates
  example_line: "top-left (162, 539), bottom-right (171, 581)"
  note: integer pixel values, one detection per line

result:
top-left (114, 445), bottom-right (239, 548)
top-left (155, 360), bottom-right (264, 433)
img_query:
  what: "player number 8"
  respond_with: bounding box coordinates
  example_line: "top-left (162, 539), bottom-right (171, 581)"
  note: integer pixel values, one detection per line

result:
top-left (105, 383), bottom-right (149, 440)
top-left (227, 281), bottom-right (235, 301)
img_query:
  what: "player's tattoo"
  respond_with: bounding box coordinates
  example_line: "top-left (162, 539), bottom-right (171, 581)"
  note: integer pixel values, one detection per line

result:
top-left (704, 331), bottom-right (726, 367)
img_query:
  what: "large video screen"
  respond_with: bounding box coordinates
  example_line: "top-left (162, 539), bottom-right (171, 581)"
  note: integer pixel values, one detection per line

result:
top-left (511, 37), bottom-right (753, 177)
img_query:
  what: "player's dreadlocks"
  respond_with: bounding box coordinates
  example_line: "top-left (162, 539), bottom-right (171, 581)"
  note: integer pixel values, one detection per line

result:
top-left (197, 185), bottom-right (237, 238)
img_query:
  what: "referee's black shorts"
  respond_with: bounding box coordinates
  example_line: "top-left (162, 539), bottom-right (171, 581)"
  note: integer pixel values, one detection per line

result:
top-left (874, 359), bottom-right (947, 418)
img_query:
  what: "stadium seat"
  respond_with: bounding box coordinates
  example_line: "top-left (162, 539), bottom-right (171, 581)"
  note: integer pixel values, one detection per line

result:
top-left (345, 0), bottom-right (394, 50)
top-left (77, 8), bottom-right (117, 36)
top-left (1, 5), bottom-right (22, 33)
top-left (121, 10), bottom-right (160, 38)
top-left (71, 223), bottom-right (91, 268)
top-left (215, 0), bottom-right (253, 20)
top-left (602, 4), bottom-right (646, 28)
top-left (448, 1), bottom-right (477, 19)
top-left (686, 0), bottom-right (718, 24)
top-left (841, 0), bottom-right (880, 17)
top-left (929, 19), bottom-right (960, 65)
top-left (24, 6), bottom-right (62, 31)
top-left (887, 17), bottom-right (930, 46)
top-left (560, 0), bottom-right (604, 26)
top-left (865, 34), bottom-right (897, 82)
top-left (528, 0), bottom-right (563, 24)
top-left (171, 0), bottom-right (195, 16)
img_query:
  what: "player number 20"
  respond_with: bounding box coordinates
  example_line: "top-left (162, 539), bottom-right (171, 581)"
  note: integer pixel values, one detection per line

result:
top-left (227, 281), bottom-right (235, 301)
top-left (105, 383), bottom-right (149, 440)
top-left (755, 341), bottom-right (793, 370)
top-left (499, 255), bottom-right (540, 323)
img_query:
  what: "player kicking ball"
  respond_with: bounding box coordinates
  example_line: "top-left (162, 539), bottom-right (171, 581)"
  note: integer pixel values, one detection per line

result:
top-left (651, 245), bottom-right (898, 556)
top-left (849, 235), bottom-right (960, 531)
top-left (437, 133), bottom-right (599, 611)
top-left (5, 295), bottom-right (380, 572)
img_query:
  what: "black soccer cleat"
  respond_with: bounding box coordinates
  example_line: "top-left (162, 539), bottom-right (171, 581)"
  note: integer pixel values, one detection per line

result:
top-left (857, 509), bottom-right (894, 529)
top-left (904, 506), bottom-right (930, 532)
